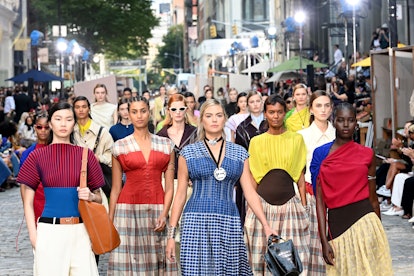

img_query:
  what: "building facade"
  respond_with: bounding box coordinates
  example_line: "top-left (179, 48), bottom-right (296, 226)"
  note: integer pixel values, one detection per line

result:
top-left (0, 0), bottom-right (18, 86)
top-left (186, 0), bottom-right (414, 76)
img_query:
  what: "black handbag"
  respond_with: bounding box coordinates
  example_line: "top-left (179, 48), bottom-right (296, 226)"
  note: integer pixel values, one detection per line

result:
top-left (264, 235), bottom-right (303, 276)
top-left (94, 127), bottom-right (112, 198)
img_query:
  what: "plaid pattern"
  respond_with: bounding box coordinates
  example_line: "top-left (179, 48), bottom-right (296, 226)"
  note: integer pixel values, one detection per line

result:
top-left (306, 193), bottom-right (326, 275)
top-left (179, 142), bottom-right (252, 275)
top-left (108, 203), bottom-right (178, 275)
top-left (244, 196), bottom-right (311, 275)
top-left (113, 134), bottom-right (174, 158)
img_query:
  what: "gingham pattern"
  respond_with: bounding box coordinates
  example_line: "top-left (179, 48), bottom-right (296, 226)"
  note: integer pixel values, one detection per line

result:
top-left (112, 134), bottom-right (174, 158)
top-left (244, 196), bottom-right (311, 276)
top-left (107, 203), bottom-right (178, 275)
top-left (179, 142), bottom-right (252, 276)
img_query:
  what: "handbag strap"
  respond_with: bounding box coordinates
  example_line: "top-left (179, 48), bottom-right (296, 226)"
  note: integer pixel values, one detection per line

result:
top-left (80, 147), bottom-right (88, 188)
top-left (268, 234), bottom-right (285, 246)
top-left (93, 126), bottom-right (104, 154)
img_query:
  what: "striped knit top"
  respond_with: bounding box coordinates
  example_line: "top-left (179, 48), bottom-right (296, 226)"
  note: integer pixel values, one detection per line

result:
top-left (17, 143), bottom-right (104, 217)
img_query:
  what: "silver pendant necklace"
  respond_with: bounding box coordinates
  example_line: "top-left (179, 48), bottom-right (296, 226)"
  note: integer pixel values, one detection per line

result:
top-left (205, 136), bottom-right (223, 146)
top-left (204, 138), bottom-right (226, 181)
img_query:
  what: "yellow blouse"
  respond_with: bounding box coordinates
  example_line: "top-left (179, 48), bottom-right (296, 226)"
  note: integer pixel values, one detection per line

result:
top-left (284, 107), bottom-right (310, 132)
top-left (248, 131), bottom-right (306, 183)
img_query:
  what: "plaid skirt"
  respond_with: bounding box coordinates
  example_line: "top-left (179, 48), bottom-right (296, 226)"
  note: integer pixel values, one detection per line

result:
top-left (244, 196), bottom-right (311, 275)
top-left (326, 212), bottom-right (392, 276)
top-left (107, 203), bottom-right (178, 275)
top-left (306, 193), bottom-right (326, 275)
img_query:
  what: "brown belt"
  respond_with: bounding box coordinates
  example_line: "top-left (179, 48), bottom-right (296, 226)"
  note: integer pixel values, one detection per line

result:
top-left (38, 217), bottom-right (83, 224)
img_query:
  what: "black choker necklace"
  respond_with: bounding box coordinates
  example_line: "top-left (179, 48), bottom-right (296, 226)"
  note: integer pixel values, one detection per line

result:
top-left (204, 137), bottom-right (223, 146)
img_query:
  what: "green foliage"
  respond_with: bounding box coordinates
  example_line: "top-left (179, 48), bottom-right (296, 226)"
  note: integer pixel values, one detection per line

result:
top-left (156, 25), bottom-right (184, 69)
top-left (30, 0), bottom-right (159, 58)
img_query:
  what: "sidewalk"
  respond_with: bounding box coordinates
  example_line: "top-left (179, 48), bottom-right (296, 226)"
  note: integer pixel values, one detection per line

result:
top-left (0, 187), bottom-right (413, 275)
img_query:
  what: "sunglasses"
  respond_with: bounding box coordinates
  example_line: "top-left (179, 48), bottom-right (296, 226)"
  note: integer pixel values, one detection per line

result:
top-left (286, 100), bottom-right (292, 104)
top-left (169, 107), bottom-right (187, 113)
top-left (35, 125), bottom-right (50, 130)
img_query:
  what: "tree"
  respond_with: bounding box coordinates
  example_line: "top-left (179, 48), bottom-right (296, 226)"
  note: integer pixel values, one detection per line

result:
top-left (29, 0), bottom-right (159, 58)
top-left (156, 24), bottom-right (184, 70)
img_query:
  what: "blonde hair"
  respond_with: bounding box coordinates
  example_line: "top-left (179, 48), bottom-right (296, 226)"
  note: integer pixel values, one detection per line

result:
top-left (292, 83), bottom-right (308, 107)
top-left (93, 83), bottom-right (109, 103)
top-left (197, 99), bottom-right (228, 141)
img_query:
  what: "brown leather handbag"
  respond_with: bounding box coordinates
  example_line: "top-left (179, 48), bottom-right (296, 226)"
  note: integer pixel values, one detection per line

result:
top-left (78, 147), bottom-right (120, 255)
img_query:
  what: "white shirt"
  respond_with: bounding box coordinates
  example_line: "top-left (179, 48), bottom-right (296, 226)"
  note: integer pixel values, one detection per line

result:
top-left (334, 48), bottom-right (343, 66)
top-left (298, 121), bottom-right (336, 183)
top-left (91, 102), bottom-right (117, 129)
top-left (4, 96), bottom-right (15, 114)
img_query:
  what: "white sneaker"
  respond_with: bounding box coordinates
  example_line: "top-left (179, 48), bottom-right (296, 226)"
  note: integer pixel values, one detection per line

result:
top-left (382, 207), bottom-right (404, 216)
top-left (377, 185), bottom-right (392, 197)
top-left (408, 216), bottom-right (414, 223)
top-left (380, 201), bottom-right (392, 211)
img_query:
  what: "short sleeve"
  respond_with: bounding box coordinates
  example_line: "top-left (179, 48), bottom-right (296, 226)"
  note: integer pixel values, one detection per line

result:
top-left (17, 151), bottom-right (40, 190)
top-left (237, 144), bottom-right (249, 161)
top-left (86, 149), bottom-right (105, 191)
top-left (180, 144), bottom-right (192, 160)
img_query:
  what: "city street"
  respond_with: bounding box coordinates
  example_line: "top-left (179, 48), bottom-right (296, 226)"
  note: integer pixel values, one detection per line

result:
top-left (1, 186), bottom-right (413, 275)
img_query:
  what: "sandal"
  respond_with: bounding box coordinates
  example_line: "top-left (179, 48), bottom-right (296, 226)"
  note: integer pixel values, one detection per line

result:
top-left (402, 214), bottom-right (412, 219)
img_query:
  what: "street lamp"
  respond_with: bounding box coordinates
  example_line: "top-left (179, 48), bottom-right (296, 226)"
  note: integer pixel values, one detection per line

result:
top-left (267, 26), bottom-right (277, 69)
top-left (347, 0), bottom-right (359, 67)
top-left (56, 38), bottom-right (68, 85)
top-left (294, 11), bottom-right (306, 82)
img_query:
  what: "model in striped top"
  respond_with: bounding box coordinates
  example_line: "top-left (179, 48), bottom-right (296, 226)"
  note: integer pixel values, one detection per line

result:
top-left (18, 102), bottom-right (104, 275)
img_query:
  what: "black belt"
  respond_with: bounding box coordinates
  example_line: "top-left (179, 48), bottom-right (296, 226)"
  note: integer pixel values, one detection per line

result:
top-left (38, 217), bottom-right (83, 224)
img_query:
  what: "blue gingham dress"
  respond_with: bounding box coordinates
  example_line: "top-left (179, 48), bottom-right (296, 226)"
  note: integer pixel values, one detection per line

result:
top-left (179, 141), bottom-right (253, 276)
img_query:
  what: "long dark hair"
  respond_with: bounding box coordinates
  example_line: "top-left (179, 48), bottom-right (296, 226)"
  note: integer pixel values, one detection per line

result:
top-left (47, 102), bottom-right (75, 145)
top-left (72, 96), bottom-right (92, 120)
top-left (309, 90), bottom-right (333, 124)
top-left (117, 97), bottom-right (130, 123)
top-left (234, 92), bottom-right (247, 114)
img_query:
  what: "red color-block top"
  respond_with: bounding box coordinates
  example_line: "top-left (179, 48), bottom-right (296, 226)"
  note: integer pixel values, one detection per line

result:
top-left (112, 134), bottom-right (174, 204)
top-left (318, 141), bottom-right (373, 209)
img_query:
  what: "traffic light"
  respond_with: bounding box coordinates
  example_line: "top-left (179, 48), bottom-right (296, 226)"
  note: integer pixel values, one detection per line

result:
top-left (232, 25), bottom-right (238, 35)
top-left (210, 25), bottom-right (217, 38)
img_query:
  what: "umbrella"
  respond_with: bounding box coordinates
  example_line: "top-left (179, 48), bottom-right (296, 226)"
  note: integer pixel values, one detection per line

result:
top-left (6, 69), bottom-right (64, 82)
top-left (351, 44), bottom-right (406, 68)
top-left (241, 60), bottom-right (279, 73)
top-left (351, 57), bottom-right (371, 68)
top-left (265, 71), bottom-right (298, 83)
top-left (268, 56), bottom-right (328, 73)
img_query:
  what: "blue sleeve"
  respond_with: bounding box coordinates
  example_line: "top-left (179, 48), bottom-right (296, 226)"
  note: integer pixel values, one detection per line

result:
top-left (20, 144), bottom-right (36, 169)
top-left (310, 142), bottom-right (333, 195)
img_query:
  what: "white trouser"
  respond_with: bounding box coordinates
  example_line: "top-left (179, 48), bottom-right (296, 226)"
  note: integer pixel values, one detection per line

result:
top-left (34, 222), bottom-right (98, 276)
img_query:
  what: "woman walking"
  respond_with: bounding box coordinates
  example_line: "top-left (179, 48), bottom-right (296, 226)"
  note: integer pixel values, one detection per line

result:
top-left (298, 90), bottom-right (335, 274)
top-left (90, 84), bottom-right (117, 129)
top-left (245, 94), bottom-right (311, 275)
top-left (166, 99), bottom-right (276, 275)
top-left (311, 103), bottom-right (392, 275)
top-left (19, 113), bottom-right (51, 223)
top-left (285, 83), bottom-right (310, 132)
top-left (108, 96), bottom-right (178, 275)
top-left (18, 102), bottom-right (104, 275)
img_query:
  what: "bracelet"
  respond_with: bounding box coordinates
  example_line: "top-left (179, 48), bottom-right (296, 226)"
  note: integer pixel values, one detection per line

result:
top-left (167, 225), bottom-right (177, 239)
top-left (368, 175), bottom-right (376, 180)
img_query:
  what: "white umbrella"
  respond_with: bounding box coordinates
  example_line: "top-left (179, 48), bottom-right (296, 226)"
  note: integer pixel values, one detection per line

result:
top-left (265, 71), bottom-right (298, 83)
top-left (241, 60), bottom-right (279, 74)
